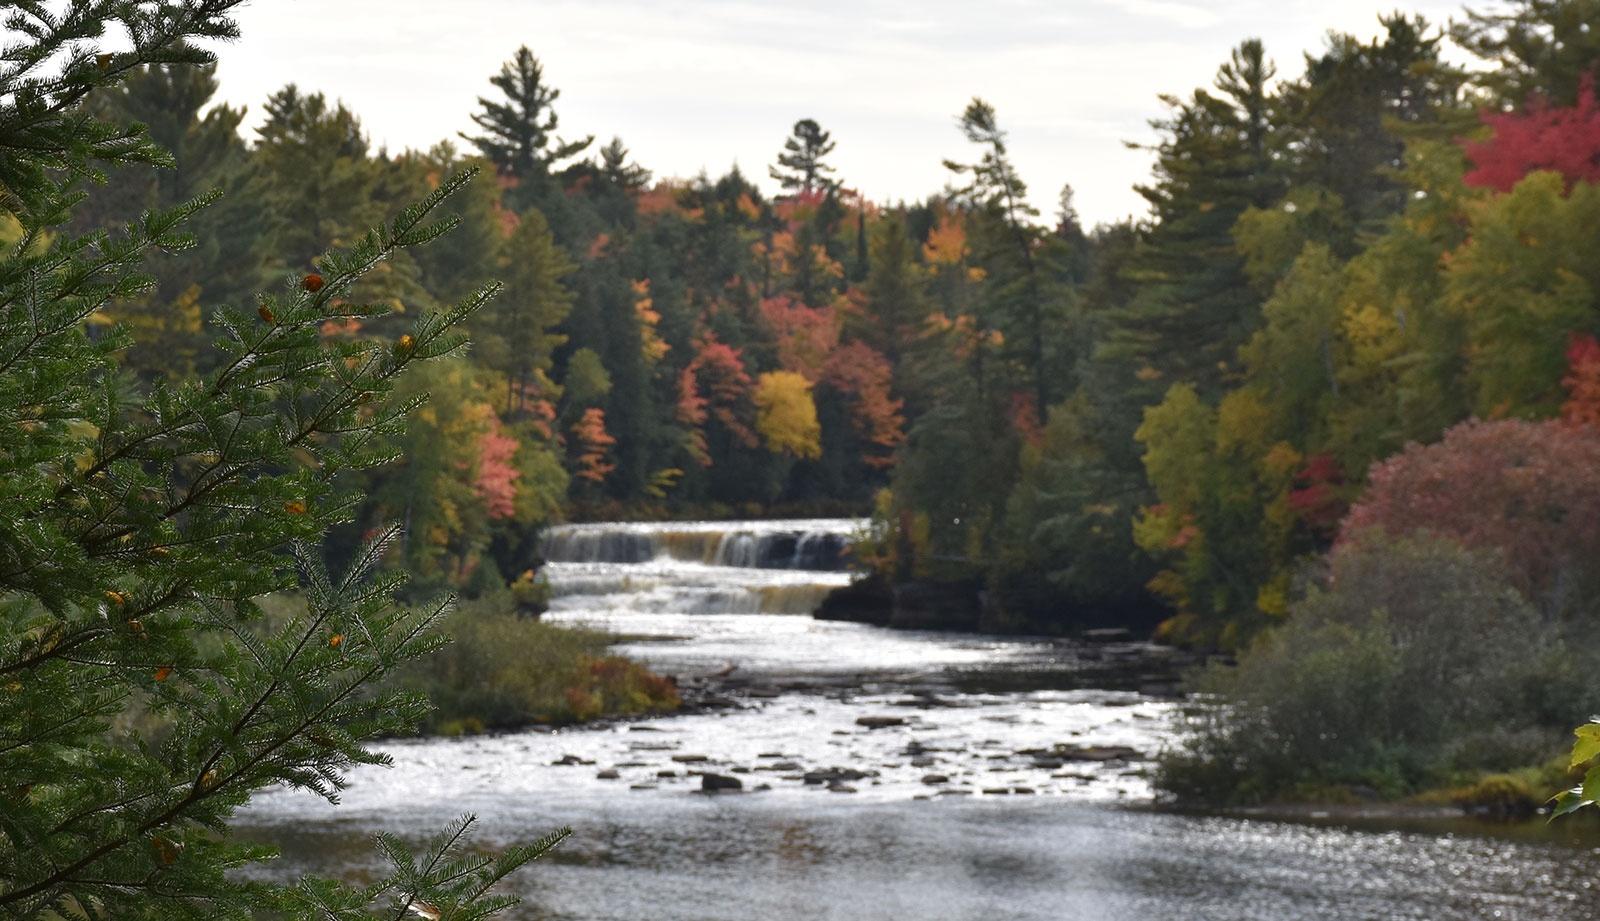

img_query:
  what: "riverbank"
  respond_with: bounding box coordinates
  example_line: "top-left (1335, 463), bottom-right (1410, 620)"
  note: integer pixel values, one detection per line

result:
top-left (236, 518), bottom-right (1600, 919)
top-left (404, 596), bottom-right (680, 734)
top-left (813, 572), bottom-right (1171, 637)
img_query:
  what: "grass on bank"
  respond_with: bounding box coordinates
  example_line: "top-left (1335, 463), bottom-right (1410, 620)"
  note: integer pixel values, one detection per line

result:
top-left (252, 593), bottom-right (680, 736)
top-left (406, 596), bottom-right (680, 734)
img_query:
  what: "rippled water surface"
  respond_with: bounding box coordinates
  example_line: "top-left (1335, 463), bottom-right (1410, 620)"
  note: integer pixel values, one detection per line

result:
top-left (239, 519), bottom-right (1600, 920)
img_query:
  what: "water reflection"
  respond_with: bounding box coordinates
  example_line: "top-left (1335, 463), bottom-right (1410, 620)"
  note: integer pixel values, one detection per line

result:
top-left (237, 519), bottom-right (1600, 920)
top-left (240, 803), bottom-right (1600, 921)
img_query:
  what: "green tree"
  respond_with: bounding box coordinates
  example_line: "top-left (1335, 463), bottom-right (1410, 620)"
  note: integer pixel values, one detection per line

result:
top-left (859, 218), bottom-right (929, 367)
top-left (1273, 16), bottom-right (1463, 253)
top-left (253, 86), bottom-right (379, 269)
top-left (1453, 0), bottom-right (1600, 107)
top-left (410, 148), bottom-right (509, 306)
top-left (478, 208), bottom-right (576, 419)
top-left (769, 118), bottom-right (837, 193)
top-left (598, 137), bottom-right (651, 192)
top-left (944, 98), bottom-right (1059, 410)
top-left (77, 63), bottom-right (255, 376)
top-left (463, 46), bottom-right (592, 204)
top-left (1443, 171), bottom-right (1600, 418)
top-left (1104, 40), bottom-right (1281, 400)
top-left (0, 5), bottom-right (562, 916)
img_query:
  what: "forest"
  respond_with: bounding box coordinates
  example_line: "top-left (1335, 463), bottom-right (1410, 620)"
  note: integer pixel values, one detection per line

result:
top-left (8, 0), bottom-right (1600, 915)
top-left (75, 0), bottom-right (1600, 646)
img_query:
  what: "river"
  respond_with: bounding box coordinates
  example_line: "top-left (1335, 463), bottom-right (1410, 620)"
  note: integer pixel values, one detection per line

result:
top-left (239, 518), bottom-right (1600, 920)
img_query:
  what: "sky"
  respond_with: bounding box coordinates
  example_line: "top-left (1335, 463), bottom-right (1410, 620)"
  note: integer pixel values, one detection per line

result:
top-left (212, 0), bottom-right (1480, 226)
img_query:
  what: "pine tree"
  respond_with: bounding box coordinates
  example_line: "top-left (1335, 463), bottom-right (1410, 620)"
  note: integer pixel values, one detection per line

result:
top-left (409, 147), bottom-right (508, 306)
top-left (598, 136), bottom-right (651, 192)
top-left (1453, 0), bottom-right (1600, 107)
top-left (480, 208), bottom-right (576, 419)
top-left (769, 118), bottom-right (837, 193)
top-left (252, 85), bottom-right (379, 271)
top-left (76, 62), bottom-right (256, 377)
top-left (463, 46), bottom-right (592, 203)
top-left (944, 98), bottom-right (1058, 411)
top-left (0, 4), bottom-right (564, 917)
top-left (1103, 40), bottom-right (1282, 400)
top-left (1276, 16), bottom-right (1462, 249)
top-left (860, 218), bottom-right (929, 367)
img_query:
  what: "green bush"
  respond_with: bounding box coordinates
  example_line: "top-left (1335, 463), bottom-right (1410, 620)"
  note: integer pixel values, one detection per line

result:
top-left (1158, 533), bottom-right (1589, 803)
top-left (405, 598), bottom-right (679, 731)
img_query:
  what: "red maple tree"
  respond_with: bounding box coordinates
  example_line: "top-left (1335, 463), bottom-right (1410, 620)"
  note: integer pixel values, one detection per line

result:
top-left (822, 341), bottom-right (905, 468)
top-left (1463, 81), bottom-right (1600, 193)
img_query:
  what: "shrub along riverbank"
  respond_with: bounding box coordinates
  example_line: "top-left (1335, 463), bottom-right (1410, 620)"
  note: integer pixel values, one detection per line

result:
top-left (249, 594), bottom-right (680, 736)
top-left (404, 596), bottom-right (679, 734)
top-left (1154, 419), bottom-right (1600, 813)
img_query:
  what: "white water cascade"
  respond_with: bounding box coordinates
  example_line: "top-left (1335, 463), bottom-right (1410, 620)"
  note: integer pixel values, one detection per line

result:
top-left (542, 519), bottom-right (866, 616)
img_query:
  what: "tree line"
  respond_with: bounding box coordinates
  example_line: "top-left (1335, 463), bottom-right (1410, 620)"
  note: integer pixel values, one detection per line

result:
top-left (76, 0), bottom-right (1600, 642)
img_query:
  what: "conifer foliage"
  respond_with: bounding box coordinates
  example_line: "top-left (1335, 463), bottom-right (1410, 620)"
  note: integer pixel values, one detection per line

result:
top-left (0, 4), bottom-right (563, 918)
top-left (463, 46), bottom-right (592, 196)
top-left (769, 118), bottom-right (837, 193)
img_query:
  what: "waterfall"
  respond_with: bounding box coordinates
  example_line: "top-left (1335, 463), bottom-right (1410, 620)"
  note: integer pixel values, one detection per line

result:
top-left (541, 519), bottom-right (866, 617)
top-left (543, 519), bottom-right (865, 571)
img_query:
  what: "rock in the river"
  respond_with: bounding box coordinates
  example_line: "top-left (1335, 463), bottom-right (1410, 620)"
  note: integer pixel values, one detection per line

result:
top-left (828, 783), bottom-right (858, 794)
top-left (921, 774), bottom-right (950, 785)
top-left (855, 716), bottom-right (906, 729)
top-left (670, 753), bottom-right (710, 763)
top-left (888, 579), bottom-right (983, 632)
top-left (700, 773), bottom-right (743, 793)
top-left (596, 769), bottom-right (620, 780)
top-left (1054, 744), bottom-right (1144, 762)
top-left (813, 573), bottom-right (893, 626)
top-left (552, 754), bottom-right (593, 766)
top-left (802, 767), bottom-right (873, 786)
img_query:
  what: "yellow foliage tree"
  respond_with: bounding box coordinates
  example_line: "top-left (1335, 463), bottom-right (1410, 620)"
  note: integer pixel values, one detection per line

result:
top-left (753, 370), bottom-right (822, 459)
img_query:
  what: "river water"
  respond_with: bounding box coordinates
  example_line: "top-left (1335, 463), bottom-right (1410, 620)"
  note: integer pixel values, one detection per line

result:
top-left (239, 519), bottom-right (1600, 920)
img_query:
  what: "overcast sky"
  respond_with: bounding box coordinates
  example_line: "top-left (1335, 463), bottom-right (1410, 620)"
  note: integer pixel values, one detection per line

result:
top-left (212, 0), bottom-right (1479, 226)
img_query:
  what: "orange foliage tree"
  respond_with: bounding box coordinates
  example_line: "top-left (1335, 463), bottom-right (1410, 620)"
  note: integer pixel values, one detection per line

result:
top-left (1562, 332), bottom-right (1600, 427)
top-left (761, 295), bottom-right (839, 380)
top-left (677, 335), bottom-right (758, 466)
top-left (474, 414), bottom-right (521, 519)
top-left (571, 407), bottom-right (617, 484)
top-left (822, 341), bottom-right (905, 468)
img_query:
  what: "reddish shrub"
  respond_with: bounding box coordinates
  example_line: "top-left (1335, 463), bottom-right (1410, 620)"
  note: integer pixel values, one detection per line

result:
top-left (1340, 418), bottom-right (1600, 613)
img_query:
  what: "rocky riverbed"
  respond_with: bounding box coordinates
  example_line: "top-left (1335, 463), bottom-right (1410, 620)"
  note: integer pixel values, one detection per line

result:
top-left (236, 519), bottom-right (1600, 921)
